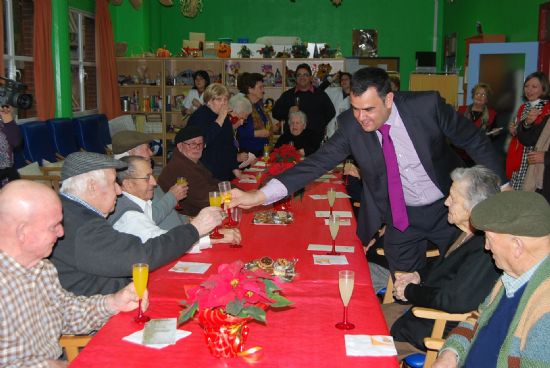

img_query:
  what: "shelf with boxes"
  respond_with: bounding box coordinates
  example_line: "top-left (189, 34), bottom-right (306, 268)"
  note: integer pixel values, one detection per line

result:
top-left (116, 57), bottom-right (345, 166)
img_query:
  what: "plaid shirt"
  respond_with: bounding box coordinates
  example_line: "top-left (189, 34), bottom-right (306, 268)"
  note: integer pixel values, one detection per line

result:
top-left (0, 251), bottom-right (113, 367)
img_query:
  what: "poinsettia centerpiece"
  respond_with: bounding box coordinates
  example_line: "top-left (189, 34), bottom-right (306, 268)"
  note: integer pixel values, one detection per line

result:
top-left (178, 260), bottom-right (292, 325)
top-left (266, 144), bottom-right (301, 177)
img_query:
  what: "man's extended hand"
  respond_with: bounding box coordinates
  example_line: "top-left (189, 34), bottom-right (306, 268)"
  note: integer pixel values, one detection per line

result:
top-left (191, 206), bottom-right (223, 236)
top-left (169, 183), bottom-right (188, 201)
top-left (106, 282), bottom-right (148, 314)
top-left (229, 188), bottom-right (266, 209)
top-left (432, 350), bottom-right (459, 368)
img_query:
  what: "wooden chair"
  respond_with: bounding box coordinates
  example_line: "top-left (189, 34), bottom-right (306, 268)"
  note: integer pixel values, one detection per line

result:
top-left (411, 307), bottom-right (473, 368)
top-left (376, 248), bottom-right (440, 304)
top-left (19, 174), bottom-right (61, 192)
top-left (59, 335), bottom-right (92, 363)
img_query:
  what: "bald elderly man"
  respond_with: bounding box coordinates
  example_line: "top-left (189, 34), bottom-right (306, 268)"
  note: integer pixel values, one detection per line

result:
top-left (0, 180), bottom-right (145, 367)
top-left (434, 191), bottom-right (550, 368)
top-left (112, 130), bottom-right (188, 230)
top-left (50, 152), bottom-right (222, 296)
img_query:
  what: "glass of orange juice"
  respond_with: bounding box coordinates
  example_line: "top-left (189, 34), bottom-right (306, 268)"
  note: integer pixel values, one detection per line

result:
top-left (132, 263), bottom-right (150, 323)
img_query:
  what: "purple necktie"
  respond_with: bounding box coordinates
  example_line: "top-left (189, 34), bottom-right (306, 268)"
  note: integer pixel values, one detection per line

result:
top-left (379, 124), bottom-right (409, 232)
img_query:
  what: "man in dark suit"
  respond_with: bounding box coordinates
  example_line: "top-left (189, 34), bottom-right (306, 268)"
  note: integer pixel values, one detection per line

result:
top-left (231, 67), bottom-right (506, 273)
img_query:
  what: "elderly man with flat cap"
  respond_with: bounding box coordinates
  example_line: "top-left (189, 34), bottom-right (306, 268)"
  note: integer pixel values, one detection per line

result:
top-left (112, 130), bottom-right (187, 229)
top-left (158, 125), bottom-right (219, 217)
top-left (433, 191), bottom-right (550, 368)
top-left (49, 152), bottom-right (222, 297)
top-left (0, 180), bottom-right (146, 367)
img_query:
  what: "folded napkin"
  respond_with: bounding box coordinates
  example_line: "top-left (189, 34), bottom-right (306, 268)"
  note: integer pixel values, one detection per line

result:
top-left (313, 254), bottom-right (349, 265)
top-left (315, 211), bottom-right (353, 218)
top-left (188, 236), bottom-right (212, 254)
top-left (307, 244), bottom-right (354, 253)
top-left (123, 329), bottom-right (191, 349)
top-left (239, 177), bottom-right (258, 183)
top-left (345, 335), bottom-right (397, 357)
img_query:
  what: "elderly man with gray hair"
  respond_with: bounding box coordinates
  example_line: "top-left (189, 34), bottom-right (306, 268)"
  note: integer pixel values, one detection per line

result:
top-left (433, 191), bottom-right (550, 368)
top-left (111, 130), bottom-right (187, 230)
top-left (50, 152), bottom-right (223, 297)
top-left (383, 165), bottom-right (502, 359)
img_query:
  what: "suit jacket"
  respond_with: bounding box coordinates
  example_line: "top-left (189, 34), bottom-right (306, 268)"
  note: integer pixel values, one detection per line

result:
top-left (277, 91), bottom-right (506, 244)
top-left (391, 233), bottom-right (501, 349)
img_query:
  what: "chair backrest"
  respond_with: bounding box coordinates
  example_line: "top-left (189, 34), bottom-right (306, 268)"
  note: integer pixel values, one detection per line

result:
top-left (73, 115), bottom-right (107, 154)
top-left (46, 118), bottom-right (80, 158)
top-left (94, 113), bottom-right (112, 148)
top-left (19, 121), bottom-right (57, 163)
top-left (59, 335), bottom-right (92, 363)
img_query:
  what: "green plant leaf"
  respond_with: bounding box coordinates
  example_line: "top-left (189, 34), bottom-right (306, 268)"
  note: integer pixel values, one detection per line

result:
top-left (177, 302), bottom-right (198, 325)
top-left (269, 292), bottom-right (294, 308)
top-left (262, 279), bottom-right (280, 296)
top-left (226, 299), bottom-right (245, 316)
top-left (240, 305), bottom-right (267, 323)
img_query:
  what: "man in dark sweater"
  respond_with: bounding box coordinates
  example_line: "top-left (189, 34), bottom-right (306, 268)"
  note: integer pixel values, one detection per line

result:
top-left (272, 63), bottom-right (335, 146)
top-left (49, 152), bottom-right (223, 296)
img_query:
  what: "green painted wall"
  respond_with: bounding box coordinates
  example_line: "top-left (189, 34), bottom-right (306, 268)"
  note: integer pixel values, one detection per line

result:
top-left (442, 0), bottom-right (546, 74)
top-left (110, 0), bottom-right (439, 90)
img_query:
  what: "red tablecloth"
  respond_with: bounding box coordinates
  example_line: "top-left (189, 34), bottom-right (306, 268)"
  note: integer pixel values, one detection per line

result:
top-left (70, 174), bottom-right (399, 368)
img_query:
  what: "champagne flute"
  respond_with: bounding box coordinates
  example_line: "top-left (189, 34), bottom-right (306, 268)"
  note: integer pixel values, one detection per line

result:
top-left (218, 181), bottom-right (234, 227)
top-left (208, 191), bottom-right (223, 239)
top-left (133, 263), bottom-right (151, 323)
top-left (263, 144), bottom-right (271, 164)
top-left (335, 270), bottom-right (355, 330)
top-left (229, 207), bottom-right (243, 248)
top-left (327, 187), bottom-right (336, 216)
top-left (327, 214), bottom-right (341, 255)
top-left (175, 177), bottom-right (187, 210)
top-left (343, 159), bottom-right (353, 185)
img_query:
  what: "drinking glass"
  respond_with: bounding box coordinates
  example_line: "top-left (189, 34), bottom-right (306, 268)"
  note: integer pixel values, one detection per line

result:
top-left (262, 144), bottom-right (271, 164)
top-left (133, 263), bottom-right (151, 323)
top-left (335, 270), bottom-right (355, 330)
top-left (175, 177), bottom-right (187, 210)
top-left (229, 207), bottom-right (243, 248)
top-left (327, 187), bottom-right (336, 216)
top-left (343, 159), bottom-right (353, 185)
top-left (327, 214), bottom-right (341, 255)
top-left (208, 191), bottom-right (223, 239)
top-left (218, 181), bottom-right (234, 227)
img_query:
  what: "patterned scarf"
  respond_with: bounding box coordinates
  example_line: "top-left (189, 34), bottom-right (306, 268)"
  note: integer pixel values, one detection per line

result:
top-left (511, 99), bottom-right (548, 190)
top-left (250, 100), bottom-right (271, 131)
top-left (0, 122), bottom-right (13, 169)
top-left (463, 104), bottom-right (490, 131)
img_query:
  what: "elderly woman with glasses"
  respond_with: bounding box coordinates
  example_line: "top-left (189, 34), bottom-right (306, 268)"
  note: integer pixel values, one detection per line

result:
top-left (187, 83), bottom-right (248, 181)
top-left (383, 165), bottom-right (501, 359)
top-left (274, 111), bottom-right (320, 156)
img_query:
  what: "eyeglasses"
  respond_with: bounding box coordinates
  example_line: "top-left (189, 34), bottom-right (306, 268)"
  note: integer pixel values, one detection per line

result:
top-left (183, 142), bottom-right (204, 149)
top-left (296, 73), bottom-right (310, 78)
top-left (474, 92), bottom-right (487, 97)
top-left (128, 174), bottom-right (153, 181)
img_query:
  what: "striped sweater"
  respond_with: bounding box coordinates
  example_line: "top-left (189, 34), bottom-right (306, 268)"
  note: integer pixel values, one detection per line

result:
top-left (443, 255), bottom-right (550, 367)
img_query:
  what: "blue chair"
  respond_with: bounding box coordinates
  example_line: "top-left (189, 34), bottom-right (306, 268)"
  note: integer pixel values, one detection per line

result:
top-left (403, 353), bottom-right (425, 368)
top-left (73, 115), bottom-right (107, 154)
top-left (46, 118), bottom-right (80, 158)
top-left (91, 113), bottom-right (112, 149)
top-left (19, 121), bottom-right (57, 163)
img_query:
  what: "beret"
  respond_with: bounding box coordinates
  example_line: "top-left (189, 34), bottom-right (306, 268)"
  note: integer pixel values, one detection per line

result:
top-left (112, 130), bottom-right (153, 154)
top-left (471, 191), bottom-right (550, 237)
top-left (61, 152), bottom-right (127, 181)
top-left (175, 125), bottom-right (204, 144)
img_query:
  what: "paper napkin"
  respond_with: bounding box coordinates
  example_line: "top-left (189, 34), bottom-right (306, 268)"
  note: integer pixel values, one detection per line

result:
top-left (344, 335), bottom-right (397, 357)
top-left (238, 152), bottom-right (257, 169)
top-left (142, 318), bottom-right (177, 345)
top-left (123, 328), bottom-right (191, 349)
top-left (315, 211), bottom-right (353, 218)
top-left (239, 177), bottom-right (257, 184)
top-left (169, 261), bottom-right (211, 274)
top-left (313, 254), bottom-right (349, 265)
top-left (244, 167), bottom-right (264, 173)
top-left (309, 192), bottom-right (351, 200)
top-left (307, 244), bottom-right (355, 253)
top-left (323, 218), bottom-right (351, 226)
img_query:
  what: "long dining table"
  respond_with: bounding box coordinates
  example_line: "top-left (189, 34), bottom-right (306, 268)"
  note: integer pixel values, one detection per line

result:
top-left (70, 169), bottom-right (399, 368)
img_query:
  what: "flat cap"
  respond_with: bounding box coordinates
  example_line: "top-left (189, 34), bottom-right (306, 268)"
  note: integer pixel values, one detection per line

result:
top-left (471, 191), bottom-right (550, 237)
top-left (112, 130), bottom-right (153, 154)
top-left (175, 125), bottom-right (204, 144)
top-left (61, 152), bottom-right (127, 181)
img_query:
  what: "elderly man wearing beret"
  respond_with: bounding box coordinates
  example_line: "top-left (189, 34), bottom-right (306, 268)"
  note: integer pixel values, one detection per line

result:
top-left (433, 191), bottom-right (550, 368)
top-left (112, 130), bottom-right (187, 229)
top-left (157, 125), bottom-right (219, 217)
top-left (50, 152), bottom-right (223, 296)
